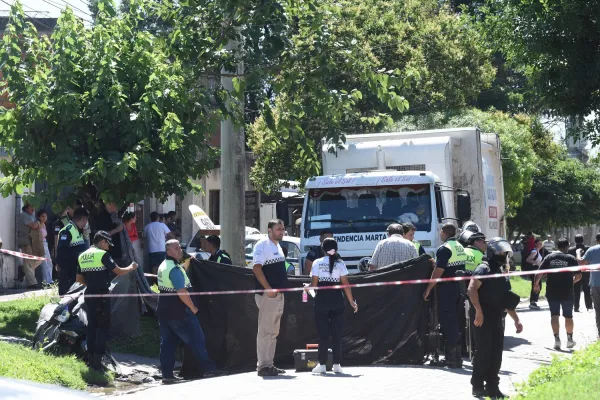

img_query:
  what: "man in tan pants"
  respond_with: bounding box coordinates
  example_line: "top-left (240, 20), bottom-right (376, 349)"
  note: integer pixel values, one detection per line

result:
top-left (252, 219), bottom-right (288, 377)
top-left (17, 204), bottom-right (42, 288)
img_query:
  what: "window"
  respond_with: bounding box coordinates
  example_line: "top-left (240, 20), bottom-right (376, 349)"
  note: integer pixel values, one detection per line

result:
top-left (209, 190), bottom-right (220, 224)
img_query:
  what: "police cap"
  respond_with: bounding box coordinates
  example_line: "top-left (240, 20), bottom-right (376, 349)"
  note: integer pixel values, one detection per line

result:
top-left (94, 230), bottom-right (114, 247)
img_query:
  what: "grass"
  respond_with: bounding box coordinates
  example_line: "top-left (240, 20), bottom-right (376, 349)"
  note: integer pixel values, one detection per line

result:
top-left (0, 295), bottom-right (161, 358)
top-left (110, 316), bottom-right (161, 358)
top-left (514, 342), bottom-right (600, 399)
top-left (0, 341), bottom-right (112, 389)
top-left (0, 295), bottom-right (50, 339)
top-left (510, 276), bottom-right (546, 299)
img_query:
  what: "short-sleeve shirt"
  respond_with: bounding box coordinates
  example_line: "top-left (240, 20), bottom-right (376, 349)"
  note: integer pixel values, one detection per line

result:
top-left (435, 245), bottom-right (453, 277)
top-left (311, 256), bottom-right (348, 306)
top-left (539, 252), bottom-right (579, 301)
top-left (584, 244), bottom-right (600, 287)
top-left (370, 234), bottom-right (418, 269)
top-left (472, 263), bottom-right (510, 322)
top-left (252, 238), bottom-right (288, 291)
top-left (96, 210), bottom-right (123, 259)
top-left (306, 247), bottom-right (324, 263)
top-left (77, 252), bottom-right (117, 294)
top-left (170, 267), bottom-right (186, 290)
top-left (17, 212), bottom-right (36, 247)
top-left (144, 222), bottom-right (172, 253)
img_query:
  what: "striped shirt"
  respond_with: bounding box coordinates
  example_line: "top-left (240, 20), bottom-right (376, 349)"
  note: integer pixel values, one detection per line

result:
top-left (370, 234), bottom-right (418, 269)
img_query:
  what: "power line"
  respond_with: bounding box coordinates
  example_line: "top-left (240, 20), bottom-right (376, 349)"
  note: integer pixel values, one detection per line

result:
top-left (51, 0), bottom-right (92, 18)
top-left (0, 0), bottom-right (56, 31)
top-left (40, 0), bottom-right (92, 23)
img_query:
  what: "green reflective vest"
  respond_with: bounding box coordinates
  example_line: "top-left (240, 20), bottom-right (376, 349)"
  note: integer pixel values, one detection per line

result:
top-left (443, 239), bottom-right (468, 268)
top-left (157, 259), bottom-right (191, 292)
top-left (464, 246), bottom-right (485, 271)
top-left (217, 253), bottom-right (231, 264)
top-left (59, 223), bottom-right (85, 247)
top-left (78, 246), bottom-right (107, 272)
top-left (285, 261), bottom-right (295, 275)
top-left (413, 241), bottom-right (422, 253)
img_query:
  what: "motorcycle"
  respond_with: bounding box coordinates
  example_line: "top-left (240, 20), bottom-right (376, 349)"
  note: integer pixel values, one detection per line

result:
top-left (32, 283), bottom-right (120, 375)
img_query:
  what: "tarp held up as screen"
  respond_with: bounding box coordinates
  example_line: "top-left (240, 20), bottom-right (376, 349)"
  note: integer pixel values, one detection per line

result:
top-left (180, 255), bottom-right (434, 374)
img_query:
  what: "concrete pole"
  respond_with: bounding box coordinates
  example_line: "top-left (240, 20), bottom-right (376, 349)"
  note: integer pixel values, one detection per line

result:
top-left (220, 35), bottom-right (246, 266)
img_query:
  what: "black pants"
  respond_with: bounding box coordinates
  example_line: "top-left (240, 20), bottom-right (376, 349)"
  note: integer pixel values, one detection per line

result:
top-left (573, 272), bottom-right (592, 310)
top-left (314, 305), bottom-right (344, 365)
top-left (86, 297), bottom-right (111, 357)
top-left (530, 278), bottom-right (543, 304)
top-left (59, 264), bottom-right (77, 296)
top-left (438, 283), bottom-right (462, 346)
top-left (471, 314), bottom-right (504, 390)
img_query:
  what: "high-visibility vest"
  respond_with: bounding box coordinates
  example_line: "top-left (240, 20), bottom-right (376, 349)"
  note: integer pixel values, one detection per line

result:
top-left (157, 259), bottom-right (191, 292)
top-left (59, 223), bottom-right (85, 247)
top-left (216, 251), bottom-right (231, 264)
top-left (285, 261), bottom-right (295, 274)
top-left (442, 239), bottom-right (468, 269)
top-left (464, 246), bottom-right (485, 271)
top-left (413, 241), bottom-right (422, 253)
top-left (78, 246), bottom-right (107, 272)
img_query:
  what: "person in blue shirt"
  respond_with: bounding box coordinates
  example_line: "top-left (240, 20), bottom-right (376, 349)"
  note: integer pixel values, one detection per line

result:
top-left (157, 239), bottom-right (216, 384)
top-left (576, 233), bottom-right (600, 338)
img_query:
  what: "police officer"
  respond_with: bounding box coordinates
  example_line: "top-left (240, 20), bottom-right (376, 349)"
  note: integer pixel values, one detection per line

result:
top-left (76, 231), bottom-right (138, 371)
top-left (304, 229), bottom-right (334, 275)
top-left (403, 223), bottom-right (426, 256)
top-left (464, 232), bottom-right (487, 272)
top-left (56, 208), bottom-right (90, 295)
top-left (282, 247), bottom-right (295, 275)
top-left (468, 237), bottom-right (523, 398)
top-left (205, 235), bottom-right (232, 265)
top-left (423, 223), bottom-right (467, 368)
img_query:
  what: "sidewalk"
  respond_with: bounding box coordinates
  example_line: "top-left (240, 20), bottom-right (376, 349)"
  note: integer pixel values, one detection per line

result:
top-left (116, 301), bottom-right (598, 400)
top-left (0, 288), bottom-right (55, 303)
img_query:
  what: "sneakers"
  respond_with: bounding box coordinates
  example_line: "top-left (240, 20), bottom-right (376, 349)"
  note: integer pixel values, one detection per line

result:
top-left (567, 337), bottom-right (576, 349)
top-left (529, 303), bottom-right (540, 310)
top-left (311, 364), bottom-right (326, 374)
top-left (554, 337), bottom-right (561, 350)
top-left (272, 366), bottom-right (286, 374)
top-left (257, 366), bottom-right (278, 377)
top-left (333, 364), bottom-right (343, 374)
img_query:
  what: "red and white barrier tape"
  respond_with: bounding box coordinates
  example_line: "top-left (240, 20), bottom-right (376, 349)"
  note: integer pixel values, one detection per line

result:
top-left (0, 248), bottom-right (47, 261)
top-left (78, 263), bottom-right (600, 299)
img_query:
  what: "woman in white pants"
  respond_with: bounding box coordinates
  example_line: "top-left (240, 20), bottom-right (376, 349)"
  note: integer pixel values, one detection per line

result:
top-left (35, 210), bottom-right (53, 284)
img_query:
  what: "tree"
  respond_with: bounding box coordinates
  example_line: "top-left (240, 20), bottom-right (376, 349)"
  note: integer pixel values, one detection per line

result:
top-left (0, 1), bottom-right (219, 208)
top-left (482, 0), bottom-right (600, 143)
top-left (394, 109), bottom-right (539, 216)
top-left (247, 0), bottom-right (495, 193)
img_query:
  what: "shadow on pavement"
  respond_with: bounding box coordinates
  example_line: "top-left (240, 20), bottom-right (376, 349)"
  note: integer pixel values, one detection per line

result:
top-left (504, 336), bottom-right (532, 351)
top-left (315, 373), bottom-right (362, 378)
top-left (261, 375), bottom-right (297, 380)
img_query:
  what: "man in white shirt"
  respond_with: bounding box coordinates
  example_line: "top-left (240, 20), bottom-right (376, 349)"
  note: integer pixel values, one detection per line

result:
top-left (144, 211), bottom-right (173, 273)
top-left (252, 219), bottom-right (288, 377)
top-left (369, 223), bottom-right (418, 271)
top-left (543, 235), bottom-right (555, 253)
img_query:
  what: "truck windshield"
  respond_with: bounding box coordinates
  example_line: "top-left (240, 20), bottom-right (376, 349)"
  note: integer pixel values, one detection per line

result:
top-left (304, 184), bottom-right (432, 237)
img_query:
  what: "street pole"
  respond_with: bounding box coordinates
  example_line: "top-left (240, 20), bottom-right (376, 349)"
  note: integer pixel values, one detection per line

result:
top-left (220, 33), bottom-right (246, 267)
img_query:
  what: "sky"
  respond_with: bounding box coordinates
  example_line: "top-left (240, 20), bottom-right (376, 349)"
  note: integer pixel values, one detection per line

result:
top-left (0, 0), bottom-right (107, 25)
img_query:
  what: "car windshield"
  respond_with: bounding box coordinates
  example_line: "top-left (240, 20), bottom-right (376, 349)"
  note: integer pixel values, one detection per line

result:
top-left (304, 184), bottom-right (432, 237)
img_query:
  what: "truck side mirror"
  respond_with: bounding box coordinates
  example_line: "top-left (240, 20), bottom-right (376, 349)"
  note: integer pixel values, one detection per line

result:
top-left (457, 192), bottom-right (471, 222)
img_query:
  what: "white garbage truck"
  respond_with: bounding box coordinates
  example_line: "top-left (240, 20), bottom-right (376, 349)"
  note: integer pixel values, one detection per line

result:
top-left (299, 127), bottom-right (506, 273)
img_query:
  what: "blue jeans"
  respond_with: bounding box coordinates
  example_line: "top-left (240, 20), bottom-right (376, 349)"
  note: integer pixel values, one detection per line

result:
top-left (159, 312), bottom-right (215, 379)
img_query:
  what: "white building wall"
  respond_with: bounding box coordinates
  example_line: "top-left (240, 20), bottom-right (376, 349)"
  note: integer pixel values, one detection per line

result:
top-left (0, 173), bottom-right (17, 288)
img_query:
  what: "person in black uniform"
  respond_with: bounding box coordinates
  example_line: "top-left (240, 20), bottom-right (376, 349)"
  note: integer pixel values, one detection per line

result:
top-left (56, 208), bottom-right (90, 295)
top-left (205, 235), bottom-right (232, 265)
top-left (423, 223), bottom-right (468, 368)
top-left (569, 234), bottom-right (592, 312)
top-left (76, 231), bottom-right (138, 371)
top-left (304, 229), bottom-right (333, 275)
top-left (468, 237), bottom-right (523, 399)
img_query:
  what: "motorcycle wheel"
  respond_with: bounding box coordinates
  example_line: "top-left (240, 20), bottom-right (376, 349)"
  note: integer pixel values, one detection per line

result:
top-left (32, 322), bottom-right (59, 352)
top-left (102, 352), bottom-right (121, 376)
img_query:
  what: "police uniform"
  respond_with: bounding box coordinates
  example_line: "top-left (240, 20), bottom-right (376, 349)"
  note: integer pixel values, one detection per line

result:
top-left (470, 258), bottom-right (511, 395)
top-left (57, 223), bottom-right (88, 295)
top-left (285, 261), bottom-right (295, 275)
top-left (78, 245), bottom-right (117, 369)
top-left (157, 256), bottom-right (215, 379)
top-left (413, 240), bottom-right (426, 256)
top-left (465, 246), bottom-right (485, 271)
top-left (208, 249), bottom-right (232, 265)
top-left (435, 237), bottom-right (467, 365)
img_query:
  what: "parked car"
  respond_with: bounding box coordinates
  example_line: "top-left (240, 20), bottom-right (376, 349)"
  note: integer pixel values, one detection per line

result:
top-left (244, 234), bottom-right (301, 275)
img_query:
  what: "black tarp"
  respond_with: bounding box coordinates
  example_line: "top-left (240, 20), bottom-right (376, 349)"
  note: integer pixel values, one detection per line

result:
top-left (180, 255), bottom-right (434, 374)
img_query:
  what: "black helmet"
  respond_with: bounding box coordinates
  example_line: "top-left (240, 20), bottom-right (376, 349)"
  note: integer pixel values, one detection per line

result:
top-left (358, 257), bottom-right (371, 273)
top-left (462, 221), bottom-right (481, 234)
top-left (486, 237), bottom-right (513, 261)
top-left (458, 230), bottom-right (474, 247)
top-left (469, 232), bottom-right (486, 245)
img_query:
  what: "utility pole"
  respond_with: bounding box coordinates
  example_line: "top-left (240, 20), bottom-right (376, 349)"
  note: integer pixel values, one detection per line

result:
top-left (220, 31), bottom-right (246, 267)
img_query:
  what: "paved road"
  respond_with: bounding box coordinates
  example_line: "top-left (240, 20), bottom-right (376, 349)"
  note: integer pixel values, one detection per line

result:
top-left (115, 301), bottom-right (598, 400)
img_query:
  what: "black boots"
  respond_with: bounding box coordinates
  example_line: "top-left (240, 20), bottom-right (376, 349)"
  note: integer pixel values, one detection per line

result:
top-left (444, 345), bottom-right (463, 368)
